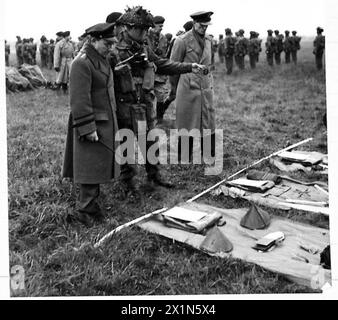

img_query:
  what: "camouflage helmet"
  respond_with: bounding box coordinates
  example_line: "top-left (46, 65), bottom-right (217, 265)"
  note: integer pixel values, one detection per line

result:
top-left (118, 6), bottom-right (154, 29)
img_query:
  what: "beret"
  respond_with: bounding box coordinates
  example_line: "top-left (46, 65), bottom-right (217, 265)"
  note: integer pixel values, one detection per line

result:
top-left (153, 15), bottom-right (165, 24)
top-left (106, 12), bottom-right (122, 24)
top-left (183, 20), bottom-right (193, 31)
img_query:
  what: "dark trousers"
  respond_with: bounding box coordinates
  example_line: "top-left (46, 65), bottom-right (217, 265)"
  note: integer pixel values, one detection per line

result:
top-left (178, 134), bottom-right (216, 162)
top-left (291, 51), bottom-right (297, 64)
top-left (225, 55), bottom-right (234, 74)
top-left (235, 55), bottom-right (245, 70)
top-left (274, 52), bottom-right (281, 65)
top-left (285, 51), bottom-right (291, 63)
top-left (5, 55), bottom-right (9, 66)
top-left (218, 54), bottom-right (224, 63)
top-left (249, 54), bottom-right (257, 69)
top-left (78, 184), bottom-right (100, 215)
top-left (315, 52), bottom-right (324, 70)
top-left (266, 52), bottom-right (274, 66)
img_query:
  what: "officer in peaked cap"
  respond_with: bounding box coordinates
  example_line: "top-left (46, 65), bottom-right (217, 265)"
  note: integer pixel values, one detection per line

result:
top-left (190, 11), bottom-right (213, 24)
top-left (62, 22), bottom-right (119, 227)
top-left (183, 21), bottom-right (193, 32)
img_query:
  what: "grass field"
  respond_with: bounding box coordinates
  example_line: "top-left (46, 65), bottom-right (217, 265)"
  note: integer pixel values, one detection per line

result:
top-left (6, 40), bottom-right (329, 296)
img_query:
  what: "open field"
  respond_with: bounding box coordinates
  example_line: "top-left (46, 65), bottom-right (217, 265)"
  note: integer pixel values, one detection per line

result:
top-left (6, 40), bottom-right (329, 296)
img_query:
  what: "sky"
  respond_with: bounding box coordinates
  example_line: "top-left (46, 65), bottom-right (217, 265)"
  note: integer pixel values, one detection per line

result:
top-left (1, 0), bottom-right (329, 42)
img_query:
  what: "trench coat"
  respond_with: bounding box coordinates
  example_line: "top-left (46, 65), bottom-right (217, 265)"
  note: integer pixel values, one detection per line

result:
top-left (169, 29), bottom-right (215, 135)
top-left (62, 43), bottom-right (120, 184)
top-left (54, 39), bottom-right (75, 83)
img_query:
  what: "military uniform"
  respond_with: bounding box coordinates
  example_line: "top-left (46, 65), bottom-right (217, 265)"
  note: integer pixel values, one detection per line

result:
top-left (22, 39), bottom-right (32, 64)
top-left (248, 32), bottom-right (261, 69)
top-left (39, 36), bottom-right (49, 68)
top-left (62, 23), bottom-right (120, 226)
top-left (110, 6), bottom-right (195, 186)
top-left (274, 30), bottom-right (283, 65)
top-left (147, 17), bottom-right (170, 121)
top-left (313, 27), bottom-right (325, 70)
top-left (48, 40), bottom-right (55, 69)
top-left (224, 28), bottom-right (236, 75)
top-left (283, 31), bottom-right (292, 63)
top-left (5, 41), bottom-right (10, 67)
top-left (217, 35), bottom-right (225, 63)
top-left (265, 30), bottom-right (275, 66)
top-left (54, 31), bottom-right (75, 91)
top-left (234, 29), bottom-right (248, 70)
top-left (290, 31), bottom-right (301, 64)
top-left (15, 37), bottom-right (23, 66)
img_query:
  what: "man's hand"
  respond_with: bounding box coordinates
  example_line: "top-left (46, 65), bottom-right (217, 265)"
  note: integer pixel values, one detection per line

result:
top-left (191, 63), bottom-right (206, 74)
top-left (85, 131), bottom-right (99, 142)
top-left (54, 67), bottom-right (60, 72)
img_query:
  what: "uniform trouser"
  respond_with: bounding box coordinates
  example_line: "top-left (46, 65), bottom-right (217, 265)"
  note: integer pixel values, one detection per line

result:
top-left (249, 54), bottom-right (257, 69)
top-left (274, 52), bottom-right (281, 65)
top-left (225, 55), bottom-right (233, 74)
top-left (291, 51), bottom-right (297, 64)
top-left (118, 123), bottom-right (159, 181)
top-left (5, 55), bottom-right (9, 67)
top-left (315, 52), bottom-right (324, 70)
top-left (17, 56), bottom-right (23, 66)
top-left (40, 54), bottom-right (47, 68)
top-left (218, 54), bottom-right (224, 63)
top-left (178, 134), bottom-right (216, 162)
top-left (77, 184), bottom-right (100, 215)
top-left (285, 51), bottom-right (291, 63)
top-left (236, 55), bottom-right (245, 70)
top-left (266, 52), bottom-right (274, 66)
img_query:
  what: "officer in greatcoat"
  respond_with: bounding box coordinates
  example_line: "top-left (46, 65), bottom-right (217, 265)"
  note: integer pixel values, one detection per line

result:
top-left (169, 11), bottom-right (215, 161)
top-left (62, 22), bottom-right (120, 227)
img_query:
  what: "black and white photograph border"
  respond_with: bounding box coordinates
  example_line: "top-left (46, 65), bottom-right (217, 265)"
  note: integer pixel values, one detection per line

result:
top-left (1, 0), bottom-right (338, 299)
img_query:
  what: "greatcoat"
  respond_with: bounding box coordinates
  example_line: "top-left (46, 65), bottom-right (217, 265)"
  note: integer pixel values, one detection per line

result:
top-left (54, 38), bottom-right (75, 83)
top-left (169, 29), bottom-right (215, 135)
top-left (62, 43), bottom-right (120, 184)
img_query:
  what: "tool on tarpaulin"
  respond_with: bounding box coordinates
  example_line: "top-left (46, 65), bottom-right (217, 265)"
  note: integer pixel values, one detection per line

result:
top-left (252, 231), bottom-right (285, 252)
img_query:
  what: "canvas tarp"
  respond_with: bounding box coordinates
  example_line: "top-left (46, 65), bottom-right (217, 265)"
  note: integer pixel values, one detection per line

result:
top-left (139, 202), bottom-right (331, 289)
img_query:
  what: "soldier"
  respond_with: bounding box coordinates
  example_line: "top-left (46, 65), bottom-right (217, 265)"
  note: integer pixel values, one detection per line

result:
top-left (290, 30), bottom-right (301, 64)
top-left (283, 30), bottom-right (292, 63)
top-left (224, 28), bottom-right (236, 75)
top-left (39, 35), bottom-right (49, 68)
top-left (109, 6), bottom-right (204, 194)
top-left (274, 30), bottom-right (284, 65)
top-left (147, 15), bottom-right (172, 122)
top-left (29, 38), bottom-right (37, 64)
top-left (62, 23), bottom-right (120, 227)
top-left (22, 38), bottom-right (32, 64)
top-left (166, 21), bottom-right (193, 59)
top-left (313, 27), bottom-right (325, 70)
top-left (210, 35), bottom-right (218, 68)
top-left (48, 39), bottom-right (55, 69)
top-left (5, 40), bottom-right (10, 67)
top-left (106, 11), bottom-right (124, 37)
top-left (15, 36), bottom-right (23, 66)
top-left (56, 31), bottom-right (64, 43)
top-left (248, 31), bottom-right (261, 69)
top-left (234, 29), bottom-right (248, 70)
top-left (54, 31), bottom-right (75, 92)
top-left (217, 34), bottom-right (225, 63)
top-left (170, 11), bottom-right (215, 161)
top-left (265, 29), bottom-right (275, 66)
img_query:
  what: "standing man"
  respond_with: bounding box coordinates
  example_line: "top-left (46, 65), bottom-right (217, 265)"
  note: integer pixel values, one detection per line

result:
top-left (265, 29), bottom-right (275, 66)
top-left (313, 27), bottom-right (325, 70)
top-left (22, 39), bottom-right (31, 64)
top-left (224, 28), bottom-right (235, 75)
top-left (217, 34), bottom-right (225, 64)
top-left (147, 15), bottom-right (171, 122)
top-left (47, 39), bottom-right (55, 69)
top-left (170, 11), bottom-right (215, 161)
top-left (5, 40), bottom-right (10, 66)
top-left (274, 30), bottom-right (283, 65)
top-left (283, 30), bottom-right (292, 63)
top-left (54, 31), bottom-right (75, 92)
top-left (234, 29), bottom-right (248, 70)
top-left (290, 30), bottom-right (301, 64)
top-left (62, 23), bottom-right (120, 227)
top-left (39, 35), bottom-right (49, 68)
top-left (15, 36), bottom-right (23, 66)
top-left (248, 31), bottom-right (261, 69)
top-left (109, 6), bottom-right (204, 194)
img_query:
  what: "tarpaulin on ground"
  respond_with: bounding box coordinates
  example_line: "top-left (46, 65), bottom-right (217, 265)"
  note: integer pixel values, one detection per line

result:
top-left (18, 64), bottom-right (47, 88)
top-left (139, 202), bottom-right (331, 289)
top-left (5, 66), bottom-right (34, 92)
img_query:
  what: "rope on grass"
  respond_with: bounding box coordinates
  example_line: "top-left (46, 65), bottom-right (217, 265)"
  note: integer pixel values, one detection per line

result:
top-left (94, 137), bottom-right (313, 248)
